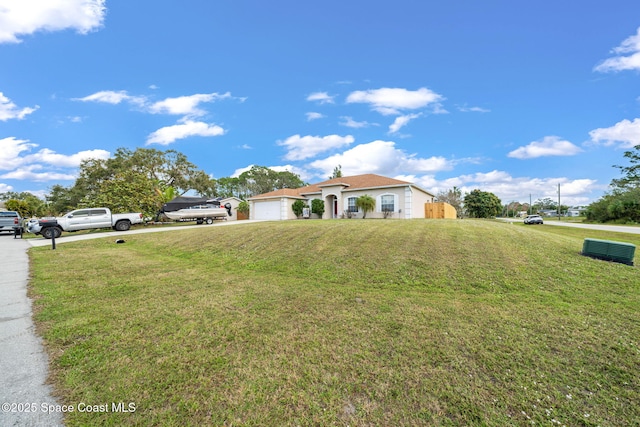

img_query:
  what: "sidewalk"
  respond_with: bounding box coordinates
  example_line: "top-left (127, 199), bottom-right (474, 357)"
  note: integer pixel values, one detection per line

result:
top-left (0, 234), bottom-right (63, 427)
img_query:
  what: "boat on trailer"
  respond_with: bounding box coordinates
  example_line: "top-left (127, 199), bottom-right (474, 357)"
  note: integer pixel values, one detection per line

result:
top-left (162, 197), bottom-right (232, 224)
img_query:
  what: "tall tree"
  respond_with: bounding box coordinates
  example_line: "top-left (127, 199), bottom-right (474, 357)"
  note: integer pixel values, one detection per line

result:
top-left (81, 169), bottom-right (159, 217)
top-left (586, 144), bottom-right (640, 223)
top-left (72, 148), bottom-right (216, 215)
top-left (237, 166), bottom-right (306, 197)
top-left (46, 184), bottom-right (83, 215)
top-left (1, 192), bottom-right (47, 217)
top-left (533, 198), bottom-right (557, 211)
top-left (612, 144), bottom-right (640, 189)
top-left (216, 177), bottom-right (243, 199)
top-left (463, 189), bottom-right (502, 218)
top-left (330, 165), bottom-right (343, 179)
top-left (436, 187), bottom-right (463, 218)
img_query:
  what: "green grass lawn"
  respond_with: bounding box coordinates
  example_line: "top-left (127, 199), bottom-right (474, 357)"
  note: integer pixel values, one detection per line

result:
top-left (29, 220), bottom-right (639, 426)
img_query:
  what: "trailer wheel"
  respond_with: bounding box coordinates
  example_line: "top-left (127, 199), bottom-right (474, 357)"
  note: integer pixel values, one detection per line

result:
top-left (196, 219), bottom-right (204, 224)
top-left (206, 218), bottom-right (214, 225)
top-left (42, 227), bottom-right (62, 239)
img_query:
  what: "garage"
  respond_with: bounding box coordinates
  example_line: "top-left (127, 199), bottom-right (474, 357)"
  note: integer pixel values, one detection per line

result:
top-left (252, 200), bottom-right (282, 220)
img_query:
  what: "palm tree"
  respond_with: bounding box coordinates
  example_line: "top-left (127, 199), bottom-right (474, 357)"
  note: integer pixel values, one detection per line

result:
top-left (356, 195), bottom-right (375, 218)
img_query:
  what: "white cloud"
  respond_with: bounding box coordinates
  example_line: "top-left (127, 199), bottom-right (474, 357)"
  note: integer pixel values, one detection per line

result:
top-left (149, 92), bottom-right (231, 117)
top-left (231, 165), bottom-right (253, 177)
top-left (0, 0), bottom-right (106, 44)
top-left (308, 140), bottom-right (453, 177)
top-left (306, 92), bottom-right (335, 104)
top-left (457, 105), bottom-right (491, 113)
top-left (339, 116), bottom-right (375, 128)
top-left (508, 136), bottom-right (583, 159)
top-left (75, 91), bottom-right (235, 117)
top-left (23, 148), bottom-right (110, 167)
top-left (388, 113), bottom-right (422, 134)
top-left (406, 171), bottom-right (598, 206)
top-left (306, 112), bottom-right (324, 121)
top-left (0, 165), bottom-right (76, 182)
top-left (278, 134), bottom-right (355, 161)
top-left (0, 92), bottom-right (38, 121)
top-left (589, 118), bottom-right (640, 148)
top-left (0, 137), bottom-right (37, 170)
top-left (346, 87), bottom-right (444, 115)
top-left (0, 183), bottom-right (13, 192)
top-left (146, 120), bottom-right (225, 145)
top-left (0, 137), bottom-right (110, 184)
top-left (594, 27), bottom-right (640, 72)
top-left (74, 90), bottom-right (144, 105)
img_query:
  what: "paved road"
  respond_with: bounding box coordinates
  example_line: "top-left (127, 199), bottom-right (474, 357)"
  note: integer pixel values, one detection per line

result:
top-left (499, 218), bottom-right (640, 235)
top-left (544, 220), bottom-right (640, 234)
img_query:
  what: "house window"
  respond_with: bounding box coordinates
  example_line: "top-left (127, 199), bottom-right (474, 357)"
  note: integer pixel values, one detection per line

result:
top-left (381, 195), bottom-right (395, 212)
top-left (347, 197), bottom-right (358, 213)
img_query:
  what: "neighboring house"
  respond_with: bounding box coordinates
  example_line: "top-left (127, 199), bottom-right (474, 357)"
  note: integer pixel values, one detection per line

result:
top-left (566, 205), bottom-right (587, 217)
top-left (220, 196), bottom-right (244, 221)
top-left (248, 174), bottom-right (435, 220)
top-left (539, 209), bottom-right (560, 217)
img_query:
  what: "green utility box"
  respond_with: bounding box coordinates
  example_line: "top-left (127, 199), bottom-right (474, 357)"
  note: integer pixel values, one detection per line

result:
top-left (582, 238), bottom-right (635, 266)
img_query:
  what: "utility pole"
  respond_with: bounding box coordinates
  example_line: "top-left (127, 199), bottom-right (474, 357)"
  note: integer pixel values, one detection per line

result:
top-left (557, 184), bottom-right (561, 221)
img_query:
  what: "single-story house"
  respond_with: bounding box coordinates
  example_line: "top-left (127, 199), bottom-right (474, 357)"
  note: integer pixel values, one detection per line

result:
top-left (566, 205), bottom-right (588, 217)
top-left (248, 174), bottom-right (435, 220)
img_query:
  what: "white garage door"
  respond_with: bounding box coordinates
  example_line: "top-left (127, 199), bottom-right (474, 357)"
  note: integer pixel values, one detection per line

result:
top-left (254, 200), bottom-right (281, 220)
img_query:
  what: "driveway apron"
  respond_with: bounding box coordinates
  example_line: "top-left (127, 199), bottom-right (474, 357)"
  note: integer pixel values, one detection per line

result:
top-left (0, 234), bottom-right (63, 427)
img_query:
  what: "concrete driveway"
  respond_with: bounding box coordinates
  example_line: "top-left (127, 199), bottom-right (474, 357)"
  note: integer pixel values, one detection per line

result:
top-left (0, 233), bottom-right (63, 427)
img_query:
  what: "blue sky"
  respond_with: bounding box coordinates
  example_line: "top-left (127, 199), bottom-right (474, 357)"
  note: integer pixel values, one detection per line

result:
top-left (1, 1), bottom-right (640, 206)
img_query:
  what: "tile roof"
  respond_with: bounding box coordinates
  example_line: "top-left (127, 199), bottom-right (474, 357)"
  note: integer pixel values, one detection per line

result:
top-left (248, 174), bottom-right (433, 200)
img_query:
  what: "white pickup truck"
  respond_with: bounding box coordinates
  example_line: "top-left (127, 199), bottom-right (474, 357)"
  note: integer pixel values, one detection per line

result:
top-left (29, 208), bottom-right (144, 239)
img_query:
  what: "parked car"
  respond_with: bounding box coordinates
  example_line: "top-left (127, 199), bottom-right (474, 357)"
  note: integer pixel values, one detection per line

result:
top-left (0, 211), bottom-right (22, 234)
top-left (29, 208), bottom-right (144, 239)
top-left (524, 214), bottom-right (544, 225)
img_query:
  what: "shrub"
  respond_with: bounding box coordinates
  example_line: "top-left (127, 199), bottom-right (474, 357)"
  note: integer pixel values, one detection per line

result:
top-left (311, 199), bottom-right (325, 217)
top-left (292, 200), bottom-right (307, 218)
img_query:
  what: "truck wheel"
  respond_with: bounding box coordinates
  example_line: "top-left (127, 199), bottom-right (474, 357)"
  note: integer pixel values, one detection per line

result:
top-left (42, 227), bottom-right (62, 239)
top-left (196, 219), bottom-right (204, 224)
top-left (206, 218), bottom-right (213, 224)
top-left (115, 220), bottom-right (131, 231)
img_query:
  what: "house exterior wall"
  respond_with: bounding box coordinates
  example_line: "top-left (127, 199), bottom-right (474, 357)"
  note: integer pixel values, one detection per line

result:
top-left (251, 197), bottom-right (302, 220)
top-left (220, 197), bottom-right (243, 221)
top-left (340, 186), bottom-right (432, 219)
top-left (409, 186), bottom-right (435, 219)
top-left (251, 183), bottom-right (435, 220)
